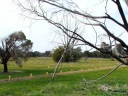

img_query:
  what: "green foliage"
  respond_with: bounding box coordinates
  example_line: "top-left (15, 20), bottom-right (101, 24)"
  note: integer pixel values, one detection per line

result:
top-left (28, 51), bottom-right (52, 57)
top-left (83, 50), bottom-right (110, 58)
top-left (52, 46), bottom-right (64, 62)
top-left (0, 31), bottom-right (33, 72)
top-left (52, 46), bottom-right (82, 62)
top-left (43, 51), bottom-right (52, 57)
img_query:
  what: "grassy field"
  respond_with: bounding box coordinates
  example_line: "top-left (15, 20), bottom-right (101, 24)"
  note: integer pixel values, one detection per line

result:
top-left (0, 57), bottom-right (128, 96)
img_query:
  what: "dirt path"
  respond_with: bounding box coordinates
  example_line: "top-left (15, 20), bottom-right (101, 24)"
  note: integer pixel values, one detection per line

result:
top-left (0, 66), bottom-right (126, 83)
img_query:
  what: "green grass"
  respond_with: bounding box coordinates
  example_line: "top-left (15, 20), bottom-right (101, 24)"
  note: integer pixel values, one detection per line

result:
top-left (0, 68), bottom-right (128, 96)
top-left (0, 57), bottom-right (128, 95)
top-left (0, 57), bottom-right (119, 79)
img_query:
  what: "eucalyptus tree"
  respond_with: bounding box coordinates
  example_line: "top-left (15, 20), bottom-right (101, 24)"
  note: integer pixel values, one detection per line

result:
top-left (0, 31), bottom-right (33, 73)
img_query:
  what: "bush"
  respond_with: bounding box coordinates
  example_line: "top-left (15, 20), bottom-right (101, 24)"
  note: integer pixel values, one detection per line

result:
top-left (52, 46), bottom-right (82, 62)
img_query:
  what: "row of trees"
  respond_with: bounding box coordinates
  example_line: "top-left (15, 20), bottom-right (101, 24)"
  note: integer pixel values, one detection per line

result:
top-left (83, 51), bottom-right (110, 58)
top-left (52, 41), bottom-right (127, 62)
top-left (83, 42), bottom-right (127, 58)
top-left (28, 51), bottom-right (52, 57)
top-left (28, 41), bottom-right (126, 60)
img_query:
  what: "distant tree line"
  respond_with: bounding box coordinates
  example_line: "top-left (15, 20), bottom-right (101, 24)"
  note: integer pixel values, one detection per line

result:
top-left (28, 49), bottom-right (109, 58)
top-left (29, 50), bottom-right (112, 58)
top-left (28, 41), bottom-right (127, 59)
top-left (83, 42), bottom-right (127, 58)
top-left (83, 50), bottom-right (110, 58)
top-left (28, 51), bottom-right (52, 57)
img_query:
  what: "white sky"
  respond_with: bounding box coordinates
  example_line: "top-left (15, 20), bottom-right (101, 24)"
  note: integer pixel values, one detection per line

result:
top-left (0, 0), bottom-right (127, 52)
top-left (0, 0), bottom-right (56, 52)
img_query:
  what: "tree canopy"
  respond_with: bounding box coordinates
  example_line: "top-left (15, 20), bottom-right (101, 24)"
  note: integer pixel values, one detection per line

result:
top-left (52, 46), bottom-right (82, 62)
top-left (0, 31), bottom-right (33, 73)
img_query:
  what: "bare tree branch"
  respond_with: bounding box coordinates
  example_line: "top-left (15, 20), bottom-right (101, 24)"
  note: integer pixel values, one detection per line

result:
top-left (83, 63), bottom-right (123, 84)
top-left (41, 31), bottom-right (75, 92)
top-left (13, 0), bottom-right (128, 91)
top-left (116, 0), bottom-right (128, 30)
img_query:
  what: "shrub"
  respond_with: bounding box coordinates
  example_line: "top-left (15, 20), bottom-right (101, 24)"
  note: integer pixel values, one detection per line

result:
top-left (52, 46), bottom-right (82, 62)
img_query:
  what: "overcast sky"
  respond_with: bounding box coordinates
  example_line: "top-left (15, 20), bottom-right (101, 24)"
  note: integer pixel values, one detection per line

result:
top-left (0, 0), bottom-right (127, 52)
top-left (0, 0), bottom-right (57, 52)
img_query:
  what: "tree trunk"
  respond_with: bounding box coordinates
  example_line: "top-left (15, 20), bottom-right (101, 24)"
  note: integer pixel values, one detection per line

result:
top-left (3, 62), bottom-right (8, 73)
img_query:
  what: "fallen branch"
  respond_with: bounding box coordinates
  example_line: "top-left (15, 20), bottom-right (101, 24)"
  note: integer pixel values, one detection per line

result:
top-left (83, 63), bottom-right (123, 84)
